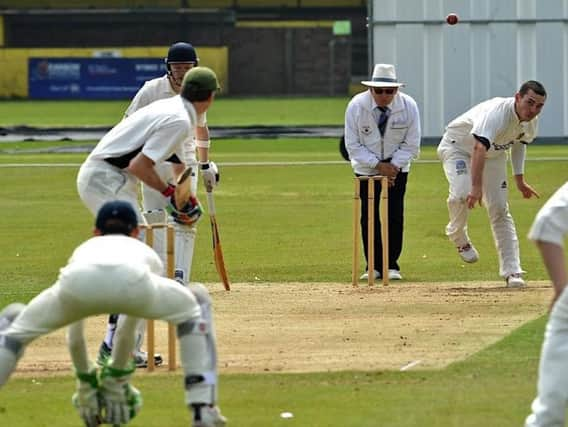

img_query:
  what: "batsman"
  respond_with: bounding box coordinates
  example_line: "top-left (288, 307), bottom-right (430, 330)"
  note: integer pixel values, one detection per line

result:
top-left (95, 42), bottom-right (222, 369)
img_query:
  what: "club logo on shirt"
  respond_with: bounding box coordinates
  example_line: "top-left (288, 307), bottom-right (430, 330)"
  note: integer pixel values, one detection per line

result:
top-left (361, 125), bottom-right (372, 135)
top-left (455, 160), bottom-right (467, 175)
top-left (492, 141), bottom-right (516, 151)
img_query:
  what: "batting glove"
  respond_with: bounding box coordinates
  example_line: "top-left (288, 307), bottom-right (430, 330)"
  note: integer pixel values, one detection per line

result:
top-left (99, 363), bottom-right (142, 425)
top-left (72, 368), bottom-right (102, 427)
top-left (166, 195), bottom-right (203, 226)
top-left (200, 161), bottom-right (220, 192)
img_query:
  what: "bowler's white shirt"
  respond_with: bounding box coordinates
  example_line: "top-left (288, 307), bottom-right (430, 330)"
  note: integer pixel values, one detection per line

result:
top-left (444, 97), bottom-right (538, 158)
top-left (88, 95), bottom-right (196, 165)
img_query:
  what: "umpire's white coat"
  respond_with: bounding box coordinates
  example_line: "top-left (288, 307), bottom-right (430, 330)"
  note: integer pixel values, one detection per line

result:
top-left (344, 89), bottom-right (421, 175)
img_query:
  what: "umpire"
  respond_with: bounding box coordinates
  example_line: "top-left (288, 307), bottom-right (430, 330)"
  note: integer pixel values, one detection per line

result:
top-left (344, 64), bottom-right (421, 281)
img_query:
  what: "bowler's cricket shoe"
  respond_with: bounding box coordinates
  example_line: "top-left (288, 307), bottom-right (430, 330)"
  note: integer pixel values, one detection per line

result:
top-left (506, 273), bottom-right (526, 288)
top-left (0, 303), bottom-right (25, 331)
top-left (457, 242), bottom-right (479, 263)
top-left (191, 404), bottom-right (227, 427)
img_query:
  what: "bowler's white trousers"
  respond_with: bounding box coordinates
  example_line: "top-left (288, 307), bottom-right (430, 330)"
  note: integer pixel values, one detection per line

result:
top-left (437, 138), bottom-right (522, 277)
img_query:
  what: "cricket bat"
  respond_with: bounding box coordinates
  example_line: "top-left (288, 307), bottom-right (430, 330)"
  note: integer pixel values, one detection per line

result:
top-left (206, 191), bottom-right (231, 291)
top-left (174, 167), bottom-right (193, 208)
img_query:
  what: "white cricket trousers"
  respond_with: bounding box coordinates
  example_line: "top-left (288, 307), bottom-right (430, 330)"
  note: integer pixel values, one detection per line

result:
top-left (525, 287), bottom-right (568, 427)
top-left (76, 159), bottom-right (141, 221)
top-left (0, 261), bottom-right (201, 386)
top-left (437, 138), bottom-right (522, 277)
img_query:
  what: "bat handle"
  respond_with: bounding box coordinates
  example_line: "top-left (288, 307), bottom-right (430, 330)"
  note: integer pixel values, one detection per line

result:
top-left (206, 191), bottom-right (216, 216)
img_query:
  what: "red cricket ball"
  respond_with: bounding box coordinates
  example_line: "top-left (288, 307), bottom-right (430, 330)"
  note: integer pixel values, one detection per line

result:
top-left (446, 13), bottom-right (459, 25)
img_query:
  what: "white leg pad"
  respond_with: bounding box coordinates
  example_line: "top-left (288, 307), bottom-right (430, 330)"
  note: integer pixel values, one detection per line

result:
top-left (177, 318), bottom-right (217, 405)
top-left (142, 209), bottom-right (168, 264)
top-left (173, 223), bottom-right (197, 285)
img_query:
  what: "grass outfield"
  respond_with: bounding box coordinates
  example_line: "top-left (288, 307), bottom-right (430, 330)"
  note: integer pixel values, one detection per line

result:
top-left (0, 97), bottom-right (349, 126)
top-left (0, 144), bottom-right (565, 301)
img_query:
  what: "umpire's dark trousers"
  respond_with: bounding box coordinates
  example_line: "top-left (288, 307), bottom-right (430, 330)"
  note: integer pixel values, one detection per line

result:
top-left (357, 172), bottom-right (408, 273)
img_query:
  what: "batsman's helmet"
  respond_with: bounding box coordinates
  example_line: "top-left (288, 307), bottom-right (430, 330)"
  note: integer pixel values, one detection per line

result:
top-left (166, 42), bottom-right (199, 70)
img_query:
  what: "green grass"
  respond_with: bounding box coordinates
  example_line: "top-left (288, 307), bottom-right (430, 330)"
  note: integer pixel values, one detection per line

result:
top-left (0, 97), bottom-right (349, 126)
top-left (0, 144), bottom-right (565, 304)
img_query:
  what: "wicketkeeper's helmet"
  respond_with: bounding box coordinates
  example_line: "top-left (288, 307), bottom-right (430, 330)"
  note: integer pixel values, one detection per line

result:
top-left (166, 42), bottom-right (199, 69)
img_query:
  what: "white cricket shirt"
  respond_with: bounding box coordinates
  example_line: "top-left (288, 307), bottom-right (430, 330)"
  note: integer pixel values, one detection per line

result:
top-left (444, 97), bottom-right (538, 158)
top-left (88, 95), bottom-right (197, 166)
top-left (67, 235), bottom-right (164, 276)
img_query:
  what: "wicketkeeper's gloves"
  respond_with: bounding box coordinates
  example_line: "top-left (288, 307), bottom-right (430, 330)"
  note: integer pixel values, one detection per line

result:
top-left (99, 362), bottom-right (142, 425)
top-left (72, 368), bottom-right (102, 427)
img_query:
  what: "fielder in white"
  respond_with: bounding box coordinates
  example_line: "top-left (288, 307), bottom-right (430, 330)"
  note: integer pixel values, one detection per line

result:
top-left (525, 181), bottom-right (568, 427)
top-left (437, 80), bottom-right (546, 287)
top-left (98, 42), bottom-right (219, 368)
top-left (0, 200), bottom-right (226, 426)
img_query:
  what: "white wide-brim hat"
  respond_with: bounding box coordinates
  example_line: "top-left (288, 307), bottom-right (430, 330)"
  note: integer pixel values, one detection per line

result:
top-left (361, 63), bottom-right (405, 88)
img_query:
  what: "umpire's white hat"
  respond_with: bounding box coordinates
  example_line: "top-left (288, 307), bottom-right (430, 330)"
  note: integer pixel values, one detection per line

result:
top-left (361, 64), bottom-right (405, 88)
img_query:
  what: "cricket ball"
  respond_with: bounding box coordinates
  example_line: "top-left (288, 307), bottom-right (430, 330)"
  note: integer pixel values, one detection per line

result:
top-left (446, 13), bottom-right (459, 25)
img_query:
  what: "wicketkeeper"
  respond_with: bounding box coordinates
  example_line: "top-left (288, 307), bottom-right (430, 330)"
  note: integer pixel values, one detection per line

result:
top-left (0, 200), bottom-right (227, 426)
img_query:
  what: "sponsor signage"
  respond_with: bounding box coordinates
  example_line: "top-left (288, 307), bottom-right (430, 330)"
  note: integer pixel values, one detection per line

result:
top-left (29, 58), bottom-right (166, 99)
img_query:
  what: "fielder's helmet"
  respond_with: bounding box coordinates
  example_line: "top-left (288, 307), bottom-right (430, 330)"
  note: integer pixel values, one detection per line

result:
top-left (166, 42), bottom-right (199, 66)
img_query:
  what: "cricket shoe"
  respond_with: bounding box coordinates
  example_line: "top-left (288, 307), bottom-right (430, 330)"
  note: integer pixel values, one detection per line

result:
top-left (359, 270), bottom-right (380, 281)
top-left (133, 349), bottom-right (163, 369)
top-left (506, 273), bottom-right (526, 288)
top-left (457, 242), bottom-right (479, 263)
top-left (97, 341), bottom-right (112, 366)
top-left (97, 342), bottom-right (163, 368)
top-left (191, 404), bottom-right (227, 427)
top-left (388, 269), bottom-right (403, 280)
top-left (0, 303), bottom-right (25, 331)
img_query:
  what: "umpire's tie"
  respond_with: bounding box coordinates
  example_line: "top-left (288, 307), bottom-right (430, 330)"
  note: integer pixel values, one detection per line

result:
top-left (378, 106), bottom-right (390, 137)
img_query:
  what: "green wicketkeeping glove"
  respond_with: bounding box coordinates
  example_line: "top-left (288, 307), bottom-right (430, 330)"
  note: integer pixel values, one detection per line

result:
top-left (99, 362), bottom-right (142, 425)
top-left (72, 368), bottom-right (102, 427)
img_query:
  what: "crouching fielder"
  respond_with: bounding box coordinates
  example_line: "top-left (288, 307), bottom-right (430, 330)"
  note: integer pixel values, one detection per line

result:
top-left (525, 181), bottom-right (568, 427)
top-left (0, 200), bottom-right (227, 427)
